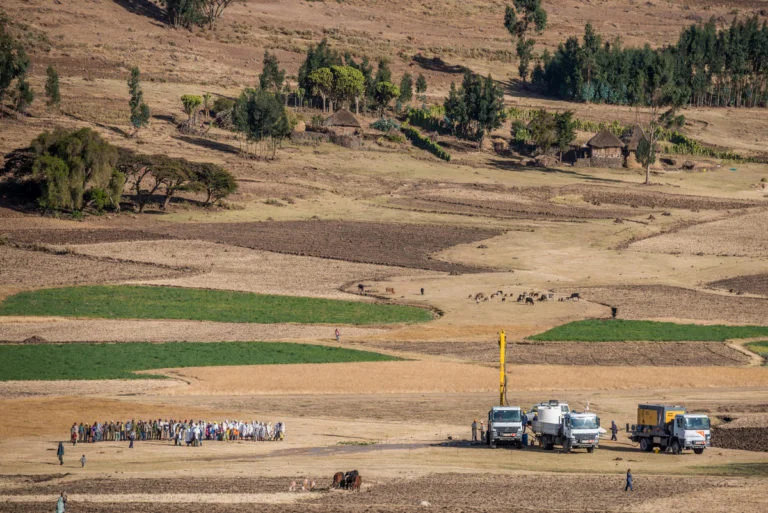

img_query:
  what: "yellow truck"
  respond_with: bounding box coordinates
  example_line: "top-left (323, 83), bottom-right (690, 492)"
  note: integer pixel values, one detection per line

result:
top-left (630, 404), bottom-right (710, 454)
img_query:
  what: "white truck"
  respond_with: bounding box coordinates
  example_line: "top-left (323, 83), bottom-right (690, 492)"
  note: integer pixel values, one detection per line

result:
top-left (629, 404), bottom-right (711, 454)
top-left (486, 406), bottom-right (524, 448)
top-left (532, 400), bottom-right (600, 453)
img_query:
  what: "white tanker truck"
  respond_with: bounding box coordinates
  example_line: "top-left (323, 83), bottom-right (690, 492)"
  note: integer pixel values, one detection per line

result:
top-left (532, 400), bottom-right (600, 453)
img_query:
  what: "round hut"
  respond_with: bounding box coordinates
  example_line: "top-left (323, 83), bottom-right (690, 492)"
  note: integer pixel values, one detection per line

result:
top-left (323, 109), bottom-right (362, 137)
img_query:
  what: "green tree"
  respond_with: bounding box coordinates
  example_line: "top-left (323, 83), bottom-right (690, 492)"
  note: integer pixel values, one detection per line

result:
top-left (307, 67), bottom-right (333, 112)
top-left (298, 39), bottom-right (341, 107)
top-left (636, 135), bottom-right (656, 185)
top-left (29, 128), bottom-right (122, 211)
top-left (233, 88), bottom-right (292, 159)
top-left (0, 17), bottom-right (29, 109)
top-left (554, 110), bottom-right (576, 161)
top-left (192, 162), bottom-right (238, 205)
top-left (443, 72), bottom-right (506, 144)
top-left (399, 73), bottom-right (413, 104)
top-left (202, 92), bottom-right (212, 121)
top-left (44, 66), bottom-right (60, 110)
top-left (14, 73), bottom-right (33, 114)
top-left (162, 0), bottom-right (202, 28)
top-left (444, 82), bottom-right (469, 136)
top-left (181, 94), bottom-right (203, 123)
top-left (330, 65), bottom-right (365, 113)
top-left (528, 109), bottom-right (556, 154)
top-left (416, 73), bottom-right (428, 94)
top-left (128, 67), bottom-right (150, 133)
top-left (259, 51), bottom-right (285, 93)
top-left (374, 58), bottom-right (392, 85)
top-left (373, 81), bottom-right (399, 116)
top-left (504, 0), bottom-right (548, 83)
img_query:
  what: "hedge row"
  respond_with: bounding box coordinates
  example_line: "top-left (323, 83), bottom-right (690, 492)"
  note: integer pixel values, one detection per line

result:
top-left (401, 125), bottom-right (451, 161)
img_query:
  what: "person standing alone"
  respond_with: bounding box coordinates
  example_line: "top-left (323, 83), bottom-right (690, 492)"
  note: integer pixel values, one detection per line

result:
top-left (334, 328), bottom-right (340, 342)
top-left (56, 442), bottom-right (64, 465)
top-left (611, 420), bottom-right (618, 441)
top-left (624, 468), bottom-right (633, 491)
top-left (471, 419), bottom-right (478, 442)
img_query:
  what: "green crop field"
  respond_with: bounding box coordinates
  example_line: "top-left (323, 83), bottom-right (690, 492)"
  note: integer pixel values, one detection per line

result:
top-left (530, 319), bottom-right (768, 342)
top-left (0, 285), bottom-right (433, 325)
top-left (747, 342), bottom-right (768, 365)
top-left (0, 341), bottom-right (398, 380)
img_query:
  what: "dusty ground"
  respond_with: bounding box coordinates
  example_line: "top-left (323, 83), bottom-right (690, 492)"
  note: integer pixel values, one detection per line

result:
top-left (1, 0), bottom-right (768, 511)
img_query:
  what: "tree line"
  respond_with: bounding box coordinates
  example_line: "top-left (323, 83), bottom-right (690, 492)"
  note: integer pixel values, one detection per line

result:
top-left (1, 128), bottom-right (237, 214)
top-left (533, 16), bottom-right (768, 108)
top-left (297, 39), bottom-right (427, 115)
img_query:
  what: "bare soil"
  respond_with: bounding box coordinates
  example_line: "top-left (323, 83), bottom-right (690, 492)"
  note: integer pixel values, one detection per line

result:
top-left (147, 221), bottom-right (501, 273)
top-left (708, 273), bottom-right (768, 297)
top-left (0, 245), bottom-right (189, 297)
top-left (630, 210), bottom-right (768, 257)
top-left (579, 285), bottom-right (768, 325)
top-left (365, 341), bottom-right (753, 367)
top-left (0, 473), bottom-right (763, 513)
top-left (1, 229), bottom-right (169, 245)
top-left (712, 428), bottom-right (768, 452)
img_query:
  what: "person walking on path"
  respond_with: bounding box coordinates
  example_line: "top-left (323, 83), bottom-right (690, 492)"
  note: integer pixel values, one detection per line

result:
top-left (56, 442), bottom-right (64, 465)
top-left (624, 469), bottom-right (633, 491)
top-left (611, 421), bottom-right (618, 441)
top-left (471, 419), bottom-right (478, 442)
top-left (129, 430), bottom-right (135, 449)
top-left (80, 455), bottom-right (86, 468)
top-left (334, 328), bottom-right (340, 342)
top-left (56, 492), bottom-right (67, 513)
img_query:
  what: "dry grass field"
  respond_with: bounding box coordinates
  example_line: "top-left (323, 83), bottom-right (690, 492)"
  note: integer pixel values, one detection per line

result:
top-left (1, 0), bottom-right (768, 511)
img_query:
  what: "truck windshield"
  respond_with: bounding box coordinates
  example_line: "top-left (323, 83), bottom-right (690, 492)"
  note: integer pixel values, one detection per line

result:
top-left (570, 417), bottom-right (599, 429)
top-left (493, 410), bottom-right (521, 422)
top-left (684, 417), bottom-right (710, 430)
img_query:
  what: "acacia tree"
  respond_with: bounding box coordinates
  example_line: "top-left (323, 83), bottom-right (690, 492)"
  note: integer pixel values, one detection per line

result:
top-left (307, 67), bottom-right (333, 112)
top-left (181, 94), bottom-right (203, 124)
top-left (330, 65), bottom-right (365, 113)
top-left (504, 0), bottom-right (548, 83)
top-left (192, 162), bottom-right (238, 205)
top-left (128, 67), bottom-right (150, 134)
top-left (45, 66), bottom-right (61, 110)
top-left (200, 0), bottom-right (238, 30)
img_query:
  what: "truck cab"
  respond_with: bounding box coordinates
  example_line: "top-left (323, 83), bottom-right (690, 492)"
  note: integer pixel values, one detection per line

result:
top-left (487, 406), bottom-right (523, 448)
top-left (562, 412), bottom-right (601, 452)
top-left (671, 414), bottom-right (711, 454)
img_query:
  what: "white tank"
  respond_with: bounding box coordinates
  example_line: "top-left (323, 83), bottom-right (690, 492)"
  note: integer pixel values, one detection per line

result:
top-left (538, 404), bottom-right (565, 425)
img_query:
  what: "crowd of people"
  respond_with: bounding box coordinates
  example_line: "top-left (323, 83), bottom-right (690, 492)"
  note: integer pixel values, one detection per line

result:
top-left (69, 419), bottom-right (286, 446)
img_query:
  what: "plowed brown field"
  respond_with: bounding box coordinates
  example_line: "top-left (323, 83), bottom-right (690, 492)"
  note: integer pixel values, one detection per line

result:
top-left (709, 273), bottom-right (768, 297)
top-left (148, 221), bottom-right (500, 273)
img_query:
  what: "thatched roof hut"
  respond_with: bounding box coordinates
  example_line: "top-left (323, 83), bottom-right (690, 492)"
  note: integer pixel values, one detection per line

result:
top-left (623, 125), bottom-right (645, 152)
top-left (587, 129), bottom-right (624, 149)
top-left (323, 109), bottom-right (361, 128)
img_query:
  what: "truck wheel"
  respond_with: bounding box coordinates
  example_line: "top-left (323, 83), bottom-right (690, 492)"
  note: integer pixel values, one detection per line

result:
top-left (587, 446), bottom-right (595, 454)
top-left (639, 438), bottom-right (652, 452)
top-left (670, 440), bottom-right (681, 455)
top-left (693, 448), bottom-right (704, 455)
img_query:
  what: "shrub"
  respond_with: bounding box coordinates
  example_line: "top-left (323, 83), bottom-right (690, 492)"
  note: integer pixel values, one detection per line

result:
top-left (401, 124), bottom-right (450, 161)
top-left (371, 117), bottom-right (401, 132)
top-left (212, 97), bottom-right (234, 116)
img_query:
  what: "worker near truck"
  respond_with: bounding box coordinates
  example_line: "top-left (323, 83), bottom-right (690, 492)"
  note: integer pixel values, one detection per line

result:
top-left (521, 411), bottom-right (528, 433)
top-left (611, 421), bottom-right (618, 441)
top-left (471, 419), bottom-right (478, 442)
top-left (624, 469), bottom-right (633, 492)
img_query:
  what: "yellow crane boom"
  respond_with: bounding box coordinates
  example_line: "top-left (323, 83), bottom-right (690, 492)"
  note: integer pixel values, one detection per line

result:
top-left (499, 329), bottom-right (506, 406)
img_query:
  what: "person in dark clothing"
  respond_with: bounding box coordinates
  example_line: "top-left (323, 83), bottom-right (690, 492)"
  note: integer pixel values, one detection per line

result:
top-left (625, 469), bottom-right (633, 491)
top-left (611, 420), bottom-right (618, 441)
top-left (129, 430), bottom-right (135, 448)
top-left (56, 442), bottom-right (64, 465)
top-left (522, 412), bottom-right (529, 434)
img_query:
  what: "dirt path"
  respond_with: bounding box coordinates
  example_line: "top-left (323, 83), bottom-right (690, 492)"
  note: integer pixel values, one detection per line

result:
top-left (725, 338), bottom-right (768, 367)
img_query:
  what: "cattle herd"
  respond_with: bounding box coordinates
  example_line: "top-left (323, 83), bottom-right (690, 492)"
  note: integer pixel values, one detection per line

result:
top-left (468, 290), bottom-right (581, 305)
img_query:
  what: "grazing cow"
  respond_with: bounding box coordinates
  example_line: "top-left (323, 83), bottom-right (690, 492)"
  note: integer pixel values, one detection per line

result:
top-left (385, 287), bottom-right (396, 294)
top-left (332, 472), bottom-right (344, 489)
top-left (501, 297), bottom-right (506, 302)
top-left (538, 295), bottom-right (547, 302)
top-left (517, 294), bottom-right (525, 303)
top-left (351, 474), bottom-right (362, 492)
top-left (525, 297), bottom-right (535, 306)
top-left (570, 292), bottom-right (580, 301)
top-left (547, 293), bottom-right (554, 300)
top-left (357, 283), bottom-right (365, 294)
top-left (289, 480), bottom-right (297, 492)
